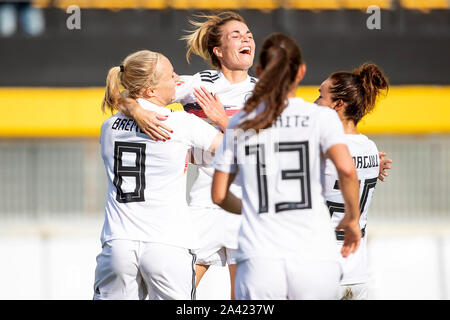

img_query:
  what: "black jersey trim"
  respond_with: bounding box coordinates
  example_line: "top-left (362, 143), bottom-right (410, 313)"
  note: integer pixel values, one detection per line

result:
top-left (189, 249), bottom-right (197, 300)
top-left (199, 70), bottom-right (219, 83)
top-left (335, 227), bottom-right (366, 241)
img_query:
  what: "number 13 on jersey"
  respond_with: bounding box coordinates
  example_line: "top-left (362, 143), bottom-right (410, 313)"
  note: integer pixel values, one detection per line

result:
top-left (245, 141), bottom-right (312, 214)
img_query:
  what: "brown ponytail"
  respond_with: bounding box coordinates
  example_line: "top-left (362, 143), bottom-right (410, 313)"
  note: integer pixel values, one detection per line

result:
top-left (239, 33), bottom-right (302, 132)
top-left (356, 63), bottom-right (389, 115)
top-left (329, 62), bottom-right (389, 125)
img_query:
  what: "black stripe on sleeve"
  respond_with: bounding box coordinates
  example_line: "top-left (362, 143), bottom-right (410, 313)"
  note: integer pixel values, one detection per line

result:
top-left (189, 249), bottom-right (197, 300)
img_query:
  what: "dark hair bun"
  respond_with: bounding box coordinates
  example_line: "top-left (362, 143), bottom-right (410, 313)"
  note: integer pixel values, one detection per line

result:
top-left (356, 63), bottom-right (389, 92)
top-left (354, 63), bottom-right (389, 116)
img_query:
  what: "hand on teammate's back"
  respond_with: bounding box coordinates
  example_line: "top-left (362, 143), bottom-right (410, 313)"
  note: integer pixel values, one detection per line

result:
top-left (378, 152), bottom-right (392, 182)
top-left (194, 86), bottom-right (229, 131)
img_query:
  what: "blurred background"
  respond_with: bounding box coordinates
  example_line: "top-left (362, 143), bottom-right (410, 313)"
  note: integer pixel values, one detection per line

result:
top-left (0, 0), bottom-right (449, 300)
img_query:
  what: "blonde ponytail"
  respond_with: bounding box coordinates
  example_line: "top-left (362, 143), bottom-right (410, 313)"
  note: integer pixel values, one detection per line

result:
top-left (182, 17), bottom-right (214, 64)
top-left (101, 50), bottom-right (161, 114)
top-left (101, 66), bottom-right (122, 114)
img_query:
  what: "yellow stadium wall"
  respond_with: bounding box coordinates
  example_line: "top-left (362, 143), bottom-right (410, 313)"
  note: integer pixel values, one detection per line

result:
top-left (33, 0), bottom-right (449, 10)
top-left (1, 86), bottom-right (449, 137)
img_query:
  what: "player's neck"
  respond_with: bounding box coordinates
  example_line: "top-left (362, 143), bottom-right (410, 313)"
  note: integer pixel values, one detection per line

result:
top-left (287, 86), bottom-right (297, 99)
top-left (220, 67), bottom-right (248, 84)
top-left (146, 97), bottom-right (166, 107)
top-left (343, 119), bottom-right (359, 134)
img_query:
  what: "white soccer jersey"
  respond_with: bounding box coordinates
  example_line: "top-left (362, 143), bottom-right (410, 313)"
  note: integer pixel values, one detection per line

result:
top-left (174, 70), bottom-right (257, 208)
top-left (99, 98), bottom-right (218, 249)
top-left (213, 97), bottom-right (347, 263)
top-left (323, 134), bottom-right (379, 285)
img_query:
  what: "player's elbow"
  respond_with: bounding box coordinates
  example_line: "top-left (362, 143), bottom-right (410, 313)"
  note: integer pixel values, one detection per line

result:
top-left (211, 191), bottom-right (226, 206)
top-left (338, 164), bottom-right (358, 181)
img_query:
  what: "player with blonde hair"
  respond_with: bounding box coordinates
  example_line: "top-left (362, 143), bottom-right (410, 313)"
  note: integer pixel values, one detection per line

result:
top-left (119, 12), bottom-right (257, 299)
top-left (94, 49), bottom-right (222, 300)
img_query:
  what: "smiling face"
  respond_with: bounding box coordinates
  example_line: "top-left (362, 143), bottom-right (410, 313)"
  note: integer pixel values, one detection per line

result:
top-left (315, 78), bottom-right (336, 108)
top-left (213, 20), bottom-right (255, 71)
top-left (151, 55), bottom-right (179, 106)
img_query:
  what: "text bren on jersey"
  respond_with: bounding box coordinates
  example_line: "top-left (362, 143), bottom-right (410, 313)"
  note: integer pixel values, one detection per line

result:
top-left (111, 117), bottom-right (144, 134)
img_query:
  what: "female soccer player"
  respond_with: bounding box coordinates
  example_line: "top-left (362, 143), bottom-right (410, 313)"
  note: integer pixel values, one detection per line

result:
top-left (93, 50), bottom-right (223, 300)
top-left (211, 33), bottom-right (361, 299)
top-left (315, 63), bottom-right (389, 299)
top-left (119, 12), bottom-right (256, 299)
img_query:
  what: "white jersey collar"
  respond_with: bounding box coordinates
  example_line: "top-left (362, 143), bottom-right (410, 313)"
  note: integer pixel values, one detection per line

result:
top-left (288, 96), bottom-right (305, 104)
top-left (136, 98), bottom-right (167, 112)
top-left (217, 70), bottom-right (253, 86)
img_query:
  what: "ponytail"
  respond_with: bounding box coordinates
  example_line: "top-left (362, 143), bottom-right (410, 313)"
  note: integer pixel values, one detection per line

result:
top-left (239, 33), bottom-right (302, 132)
top-left (101, 50), bottom-right (161, 114)
top-left (329, 62), bottom-right (389, 125)
top-left (101, 66), bottom-right (122, 114)
top-left (183, 16), bottom-right (216, 65)
top-left (355, 63), bottom-right (389, 116)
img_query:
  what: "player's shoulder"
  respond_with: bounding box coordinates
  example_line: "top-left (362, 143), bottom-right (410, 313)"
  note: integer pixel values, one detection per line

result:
top-left (359, 134), bottom-right (379, 151)
top-left (167, 109), bottom-right (201, 126)
top-left (226, 103), bottom-right (264, 130)
top-left (348, 133), bottom-right (376, 145)
top-left (314, 103), bottom-right (335, 116)
top-left (314, 104), bottom-right (342, 123)
top-left (345, 134), bottom-right (379, 155)
top-left (176, 72), bottom-right (204, 89)
top-left (101, 112), bottom-right (122, 130)
top-left (196, 69), bottom-right (220, 84)
top-left (287, 97), bottom-right (332, 117)
top-left (166, 109), bottom-right (188, 122)
top-left (178, 70), bottom-right (220, 89)
top-left (160, 110), bottom-right (193, 136)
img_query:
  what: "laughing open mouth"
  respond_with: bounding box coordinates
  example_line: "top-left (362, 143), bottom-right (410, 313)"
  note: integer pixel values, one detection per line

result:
top-left (239, 47), bottom-right (252, 55)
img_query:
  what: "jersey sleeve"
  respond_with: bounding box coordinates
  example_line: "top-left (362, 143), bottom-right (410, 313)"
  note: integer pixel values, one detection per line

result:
top-left (174, 75), bottom-right (195, 105)
top-left (212, 113), bottom-right (241, 174)
top-left (179, 111), bottom-right (219, 150)
top-left (318, 107), bottom-right (347, 154)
